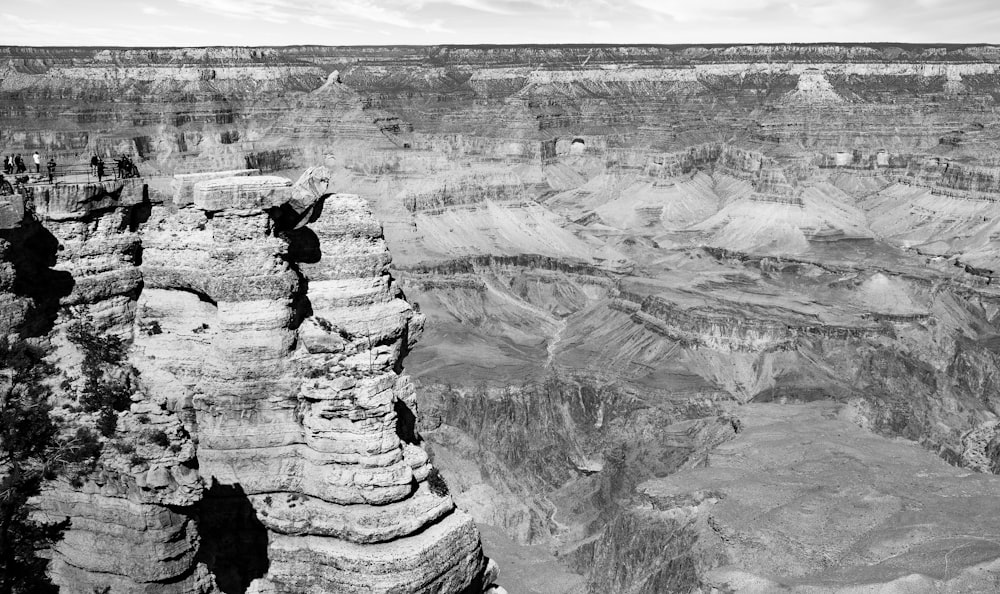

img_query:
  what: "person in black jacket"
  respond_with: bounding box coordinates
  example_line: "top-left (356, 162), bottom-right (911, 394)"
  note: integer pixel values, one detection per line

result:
top-left (47, 157), bottom-right (57, 183)
top-left (96, 158), bottom-right (105, 181)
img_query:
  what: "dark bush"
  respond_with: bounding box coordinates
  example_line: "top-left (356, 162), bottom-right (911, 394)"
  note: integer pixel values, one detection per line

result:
top-left (114, 441), bottom-right (136, 455)
top-left (304, 366), bottom-right (326, 379)
top-left (426, 468), bottom-right (450, 497)
top-left (145, 429), bottom-right (171, 448)
top-left (65, 428), bottom-right (102, 466)
top-left (96, 410), bottom-right (118, 437)
top-left (0, 340), bottom-right (65, 594)
top-left (65, 319), bottom-right (135, 436)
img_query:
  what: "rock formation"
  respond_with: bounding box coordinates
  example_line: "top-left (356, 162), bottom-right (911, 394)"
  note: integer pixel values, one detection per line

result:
top-left (1, 170), bottom-right (499, 593)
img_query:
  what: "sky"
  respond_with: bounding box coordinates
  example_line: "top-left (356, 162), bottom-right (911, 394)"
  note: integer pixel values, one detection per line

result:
top-left (1, 0), bottom-right (999, 47)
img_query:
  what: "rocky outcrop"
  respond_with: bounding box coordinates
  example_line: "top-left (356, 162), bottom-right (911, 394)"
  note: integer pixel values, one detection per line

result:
top-left (171, 169), bottom-right (260, 206)
top-left (136, 171), bottom-right (497, 593)
top-left (613, 292), bottom-right (886, 352)
top-left (25, 179), bottom-right (147, 335)
top-left (577, 501), bottom-right (723, 594)
top-left (37, 401), bottom-right (213, 594)
top-left (0, 169), bottom-right (498, 593)
top-left (401, 172), bottom-right (529, 213)
top-left (0, 180), bottom-right (213, 593)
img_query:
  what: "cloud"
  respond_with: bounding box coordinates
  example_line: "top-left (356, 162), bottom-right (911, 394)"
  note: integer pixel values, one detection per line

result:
top-left (176, 0), bottom-right (448, 31)
top-left (4, 0), bottom-right (1000, 46)
top-left (425, 0), bottom-right (517, 15)
top-left (1, 12), bottom-right (115, 40)
top-left (794, 0), bottom-right (872, 25)
top-left (174, 0), bottom-right (294, 23)
top-left (335, 0), bottom-right (450, 31)
top-left (175, 0), bottom-right (616, 35)
top-left (629, 0), bottom-right (780, 23)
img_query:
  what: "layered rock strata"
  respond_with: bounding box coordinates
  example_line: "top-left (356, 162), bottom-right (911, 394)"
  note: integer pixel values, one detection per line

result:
top-left (37, 403), bottom-right (214, 594)
top-left (136, 173), bottom-right (496, 593)
top-left (24, 179), bottom-right (147, 336)
top-left (0, 181), bottom-right (213, 593)
top-left (0, 171), bottom-right (497, 593)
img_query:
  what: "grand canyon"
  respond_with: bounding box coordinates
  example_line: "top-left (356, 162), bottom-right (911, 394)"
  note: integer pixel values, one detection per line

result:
top-left (4, 43), bottom-right (1000, 593)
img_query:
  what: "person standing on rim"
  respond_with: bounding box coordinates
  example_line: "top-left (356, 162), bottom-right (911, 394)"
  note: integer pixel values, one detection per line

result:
top-left (96, 158), bottom-right (105, 182)
top-left (47, 156), bottom-right (57, 183)
top-left (32, 151), bottom-right (40, 173)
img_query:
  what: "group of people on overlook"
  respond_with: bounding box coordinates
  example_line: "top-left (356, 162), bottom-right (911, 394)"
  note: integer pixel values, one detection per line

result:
top-left (2, 151), bottom-right (53, 177)
top-left (90, 153), bottom-right (140, 181)
top-left (1, 151), bottom-right (57, 193)
top-left (0, 151), bottom-right (140, 194)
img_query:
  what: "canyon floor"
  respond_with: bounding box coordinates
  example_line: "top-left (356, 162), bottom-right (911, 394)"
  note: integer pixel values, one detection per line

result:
top-left (648, 402), bottom-right (1000, 593)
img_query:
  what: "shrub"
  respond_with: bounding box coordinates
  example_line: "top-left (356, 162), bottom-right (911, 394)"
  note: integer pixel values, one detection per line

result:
top-left (426, 468), bottom-right (450, 497)
top-left (65, 428), bottom-right (102, 466)
top-left (95, 410), bottom-right (118, 438)
top-left (304, 366), bottom-right (326, 379)
top-left (145, 429), bottom-right (171, 448)
top-left (114, 441), bottom-right (136, 455)
top-left (0, 340), bottom-right (66, 594)
top-left (66, 319), bottom-right (135, 436)
top-left (66, 319), bottom-right (125, 366)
